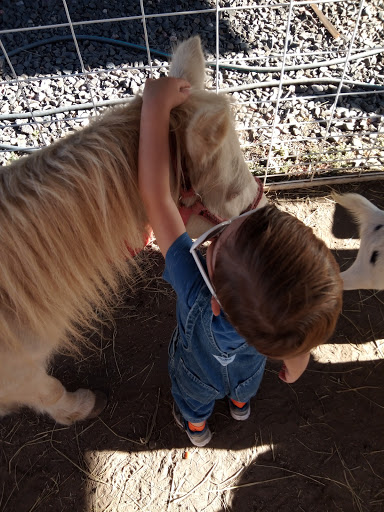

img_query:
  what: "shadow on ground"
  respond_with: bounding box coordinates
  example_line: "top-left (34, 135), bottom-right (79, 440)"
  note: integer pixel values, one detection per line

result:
top-left (0, 182), bottom-right (384, 511)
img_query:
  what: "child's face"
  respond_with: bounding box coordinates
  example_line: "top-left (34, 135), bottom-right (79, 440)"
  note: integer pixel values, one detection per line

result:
top-left (206, 215), bottom-right (248, 281)
top-left (206, 216), bottom-right (250, 316)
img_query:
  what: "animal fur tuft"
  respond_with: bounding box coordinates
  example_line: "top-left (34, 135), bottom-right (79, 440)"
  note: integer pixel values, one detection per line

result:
top-left (0, 99), bottom-right (147, 353)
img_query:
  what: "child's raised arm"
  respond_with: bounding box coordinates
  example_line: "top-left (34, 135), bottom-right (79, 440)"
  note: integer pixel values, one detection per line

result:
top-left (138, 77), bottom-right (190, 257)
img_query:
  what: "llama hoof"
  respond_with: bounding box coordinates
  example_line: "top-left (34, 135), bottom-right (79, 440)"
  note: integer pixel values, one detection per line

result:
top-left (87, 390), bottom-right (108, 419)
top-left (49, 388), bottom-right (108, 424)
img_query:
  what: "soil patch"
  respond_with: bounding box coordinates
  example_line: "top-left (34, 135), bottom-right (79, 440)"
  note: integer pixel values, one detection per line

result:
top-left (1, 181), bottom-right (384, 512)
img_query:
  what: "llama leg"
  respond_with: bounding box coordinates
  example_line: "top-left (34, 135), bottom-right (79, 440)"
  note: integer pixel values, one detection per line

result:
top-left (25, 372), bottom-right (107, 425)
top-left (0, 402), bottom-right (19, 416)
top-left (0, 319), bottom-right (107, 424)
top-left (0, 364), bottom-right (107, 425)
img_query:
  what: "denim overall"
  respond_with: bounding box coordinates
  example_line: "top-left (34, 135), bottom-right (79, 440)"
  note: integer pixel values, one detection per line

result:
top-left (168, 282), bottom-right (266, 424)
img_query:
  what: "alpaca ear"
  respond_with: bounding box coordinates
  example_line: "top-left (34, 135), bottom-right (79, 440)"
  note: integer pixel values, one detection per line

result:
top-left (169, 36), bottom-right (205, 90)
top-left (186, 105), bottom-right (230, 165)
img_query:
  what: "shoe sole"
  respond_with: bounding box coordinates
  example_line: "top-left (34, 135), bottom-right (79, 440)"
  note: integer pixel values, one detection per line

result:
top-left (230, 409), bottom-right (251, 421)
top-left (172, 404), bottom-right (212, 447)
top-left (229, 401), bottom-right (251, 421)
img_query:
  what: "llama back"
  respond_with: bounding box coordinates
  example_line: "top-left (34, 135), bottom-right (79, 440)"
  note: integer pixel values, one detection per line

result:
top-left (0, 99), bottom-right (148, 352)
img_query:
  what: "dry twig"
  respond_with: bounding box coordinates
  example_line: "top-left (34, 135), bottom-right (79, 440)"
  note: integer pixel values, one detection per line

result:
top-left (171, 463), bottom-right (217, 504)
top-left (309, 4), bottom-right (340, 39)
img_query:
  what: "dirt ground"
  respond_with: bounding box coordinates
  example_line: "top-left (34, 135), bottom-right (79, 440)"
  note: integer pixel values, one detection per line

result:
top-left (1, 181), bottom-right (384, 512)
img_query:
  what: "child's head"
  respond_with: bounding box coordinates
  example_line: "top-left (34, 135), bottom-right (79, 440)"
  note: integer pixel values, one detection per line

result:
top-left (210, 204), bottom-right (343, 358)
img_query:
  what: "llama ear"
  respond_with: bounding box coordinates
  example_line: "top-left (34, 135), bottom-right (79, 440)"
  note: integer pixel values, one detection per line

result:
top-left (169, 36), bottom-right (205, 89)
top-left (186, 105), bottom-right (230, 165)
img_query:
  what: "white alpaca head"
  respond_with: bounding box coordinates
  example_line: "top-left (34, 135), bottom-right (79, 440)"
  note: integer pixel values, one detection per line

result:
top-left (333, 192), bottom-right (384, 290)
top-left (169, 36), bottom-right (263, 236)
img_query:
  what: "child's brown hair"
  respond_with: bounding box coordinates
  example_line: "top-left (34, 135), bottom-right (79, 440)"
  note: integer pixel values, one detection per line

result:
top-left (213, 204), bottom-right (343, 358)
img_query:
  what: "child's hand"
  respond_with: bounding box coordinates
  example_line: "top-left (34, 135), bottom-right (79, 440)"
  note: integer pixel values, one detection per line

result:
top-left (279, 352), bottom-right (310, 383)
top-left (142, 77), bottom-right (190, 112)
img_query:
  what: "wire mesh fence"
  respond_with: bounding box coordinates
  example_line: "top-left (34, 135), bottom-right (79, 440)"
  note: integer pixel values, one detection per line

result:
top-left (1, 0), bottom-right (383, 189)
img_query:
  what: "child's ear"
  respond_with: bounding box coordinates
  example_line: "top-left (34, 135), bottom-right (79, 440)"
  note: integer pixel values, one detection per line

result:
top-left (211, 296), bottom-right (221, 316)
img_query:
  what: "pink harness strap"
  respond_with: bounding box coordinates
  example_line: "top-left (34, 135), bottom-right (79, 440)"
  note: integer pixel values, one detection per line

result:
top-left (125, 230), bottom-right (153, 256)
top-left (126, 176), bottom-right (263, 255)
top-left (178, 176), bottom-right (264, 227)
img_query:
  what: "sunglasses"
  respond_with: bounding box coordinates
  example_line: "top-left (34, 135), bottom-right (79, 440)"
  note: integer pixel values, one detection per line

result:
top-left (190, 208), bottom-right (258, 306)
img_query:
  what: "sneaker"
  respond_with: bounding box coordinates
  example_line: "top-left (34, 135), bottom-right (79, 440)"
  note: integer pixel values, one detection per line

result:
top-left (172, 403), bottom-right (212, 447)
top-left (228, 398), bottom-right (251, 421)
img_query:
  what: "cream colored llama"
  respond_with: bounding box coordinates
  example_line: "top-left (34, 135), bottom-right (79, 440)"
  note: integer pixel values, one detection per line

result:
top-left (0, 37), bottom-right (266, 425)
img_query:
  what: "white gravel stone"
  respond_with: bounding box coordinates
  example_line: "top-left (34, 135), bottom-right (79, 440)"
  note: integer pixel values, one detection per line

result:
top-left (0, 0), bottom-right (383, 172)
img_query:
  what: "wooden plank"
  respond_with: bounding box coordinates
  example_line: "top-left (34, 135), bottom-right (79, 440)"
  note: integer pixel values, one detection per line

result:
top-left (310, 3), bottom-right (341, 39)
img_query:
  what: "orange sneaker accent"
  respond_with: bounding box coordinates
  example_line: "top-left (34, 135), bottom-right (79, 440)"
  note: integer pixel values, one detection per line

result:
top-left (230, 399), bottom-right (247, 409)
top-left (188, 421), bottom-right (206, 432)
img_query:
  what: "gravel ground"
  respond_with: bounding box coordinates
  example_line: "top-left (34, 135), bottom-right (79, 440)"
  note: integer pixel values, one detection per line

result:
top-left (1, 0), bottom-right (383, 178)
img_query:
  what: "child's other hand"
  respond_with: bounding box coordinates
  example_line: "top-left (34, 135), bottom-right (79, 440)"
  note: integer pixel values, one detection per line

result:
top-left (279, 352), bottom-right (310, 383)
top-left (142, 77), bottom-right (190, 112)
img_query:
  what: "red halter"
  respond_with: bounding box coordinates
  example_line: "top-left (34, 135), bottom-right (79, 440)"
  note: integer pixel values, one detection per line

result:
top-left (127, 176), bottom-right (264, 255)
top-left (178, 175), bottom-right (264, 227)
